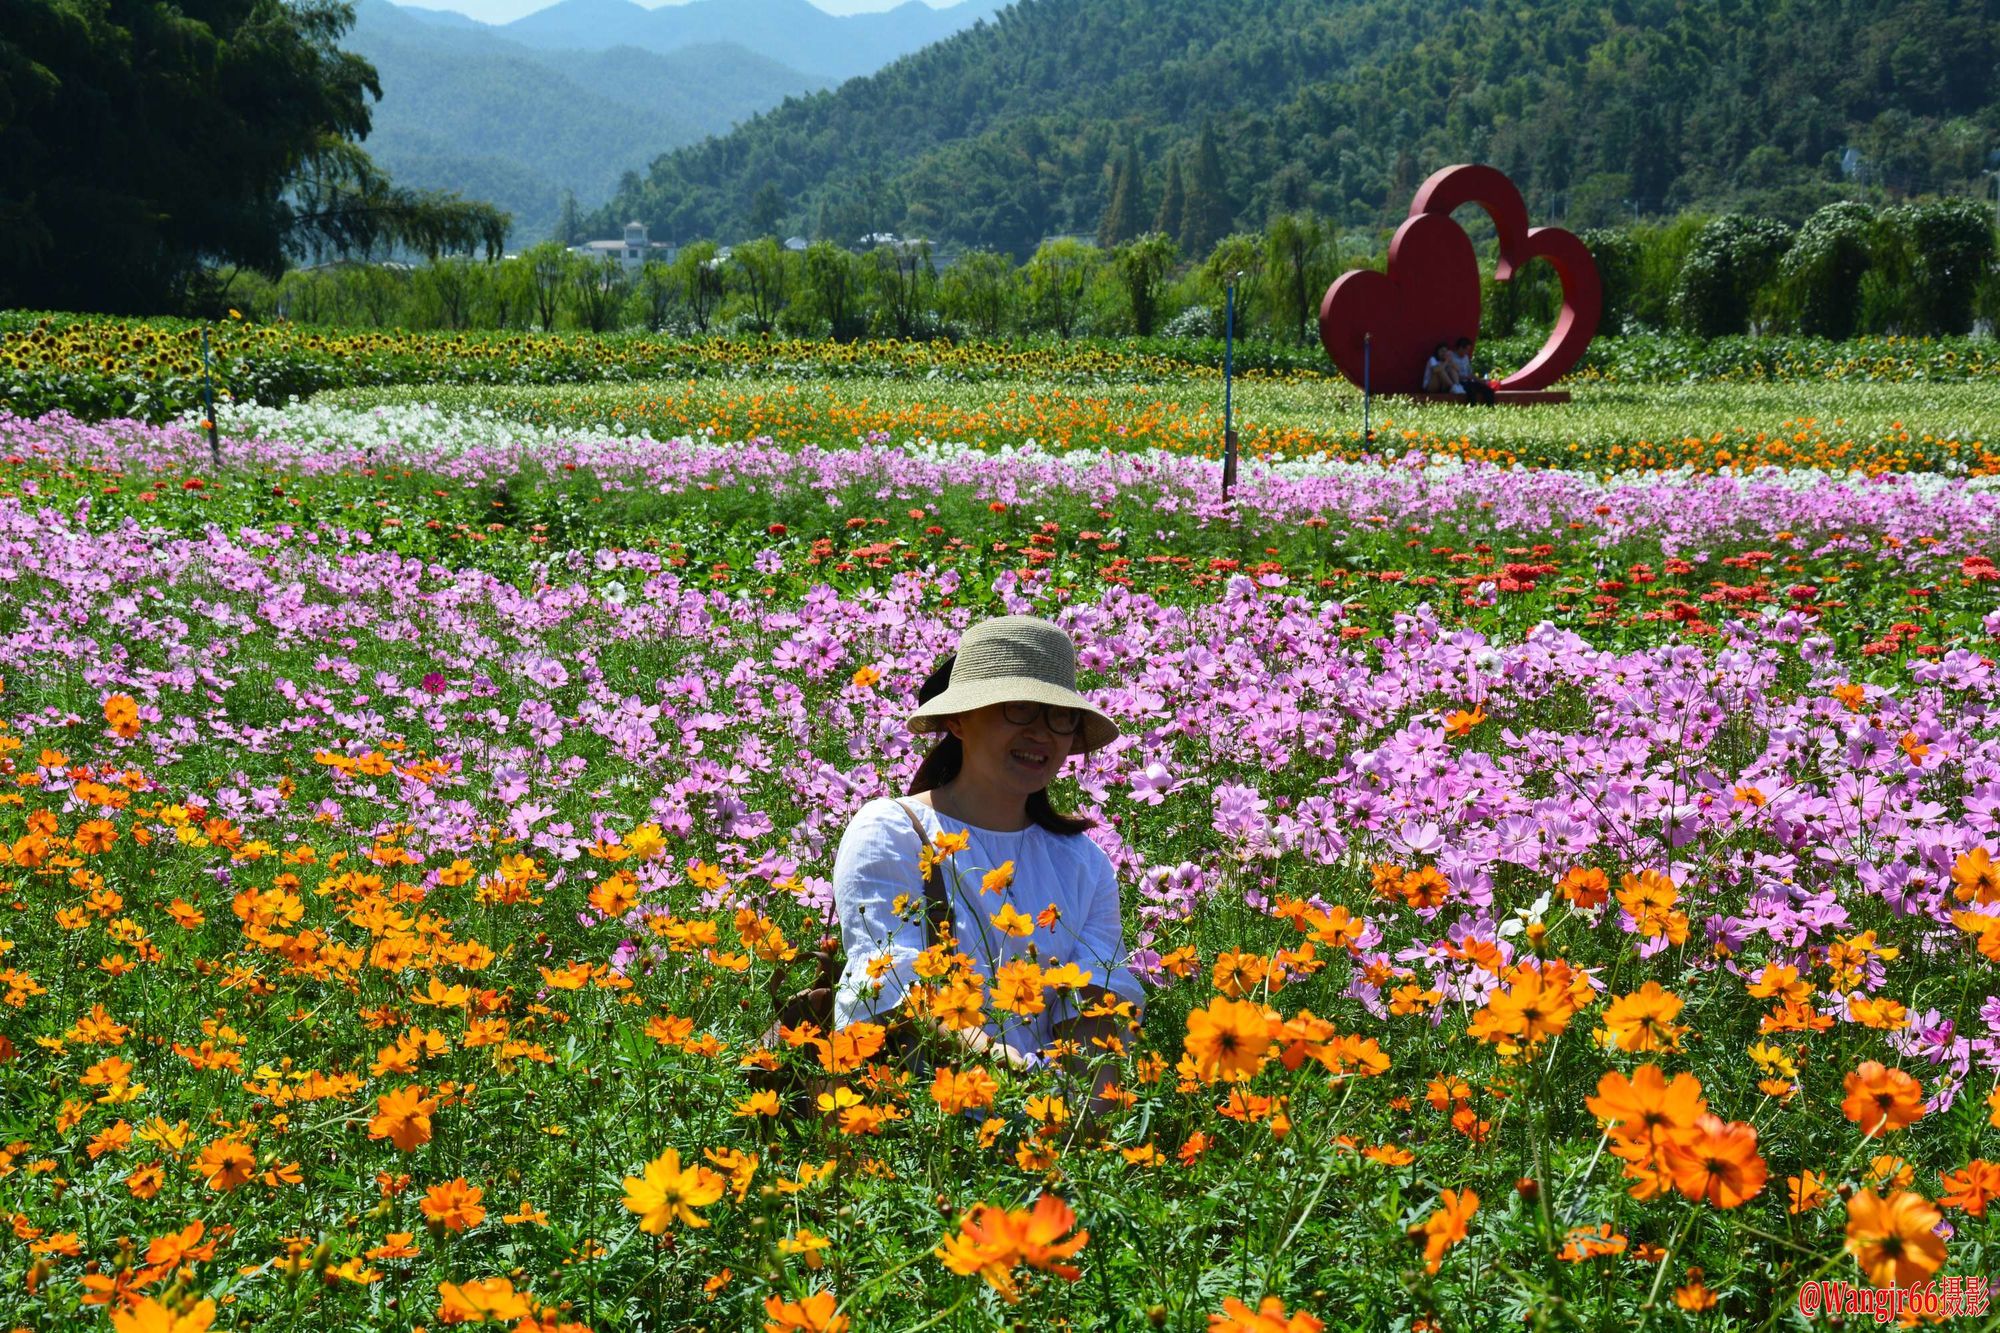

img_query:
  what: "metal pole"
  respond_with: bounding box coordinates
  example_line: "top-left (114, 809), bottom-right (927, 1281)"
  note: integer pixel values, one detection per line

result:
top-left (200, 327), bottom-right (220, 467)
top-left (1222, 275), bottom-right (1237, 500)
top-left (1362, 332), bottom-right (1372, 446)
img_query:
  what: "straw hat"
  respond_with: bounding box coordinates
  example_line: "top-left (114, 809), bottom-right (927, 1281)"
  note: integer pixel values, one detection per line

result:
top-left (907, 615), bottom-right (1119, 754)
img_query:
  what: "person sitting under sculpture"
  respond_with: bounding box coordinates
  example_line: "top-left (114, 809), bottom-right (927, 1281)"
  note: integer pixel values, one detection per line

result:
top-left (1452, 337), bottom-right (1498, 404)
top-left (1421, 343), bottom-right (1460, 395)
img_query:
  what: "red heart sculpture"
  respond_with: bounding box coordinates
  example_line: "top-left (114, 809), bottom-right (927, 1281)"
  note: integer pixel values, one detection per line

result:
top-left (1318, 212), bottom-right (1480, 398)
top-left (1319, 163), bottom-right (1602, 394)
top-left (1408, 165), bottom-right (1600, 392)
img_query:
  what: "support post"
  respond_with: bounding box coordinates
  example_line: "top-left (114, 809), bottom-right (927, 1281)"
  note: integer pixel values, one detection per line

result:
top-left (1362, 332), bottom-right (1372, 446)
top-left (200, 327), bottom-right (220, 468)
top-left (1221, 274), bottom-right (1238, 500)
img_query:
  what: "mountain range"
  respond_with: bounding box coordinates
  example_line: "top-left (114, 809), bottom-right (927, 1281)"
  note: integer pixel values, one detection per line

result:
top-left (587, 0), bottom-right (2000, 260)
top-left (408, 0), bottom-right (1011, 81)
top-left (344, 0), bottom-right (1005, 246)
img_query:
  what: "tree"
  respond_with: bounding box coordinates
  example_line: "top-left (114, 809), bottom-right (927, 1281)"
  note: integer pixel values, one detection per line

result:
top-left (868, 238), bottom-right (937, 339)
top-left (1264, 212), bottom-right (1337, 345)
top-left (554, 191), bottom-right (585, 247)
top-left (1575, 227), bottom-right (1643, 333)
top-left (1774, 202), bottom-right (1874, 339)
top-left (940, 249), bottom-right (1017, 337)
top-left (1671, 215), bottom-right (1794, 335)
top-left (1869, 199), bottom-right (1997, 334)
top-left (1025, 238), bottom-right (1099, 339)
top-left (731, 237), bottom-right (790, 333)
top-left (413, 256), bottom-right (479, 330)
top-left (749, 183), bottom-right (786, 240)
top-left (1112, 232), bottom-right (1178, 336)
top-left (568, 256), bottom-right (630, 333)
top-left (1097, 143), bottom-right (1144, 249)
top-left (801, 242), bottom-right (866, 341)
top-left (1202, 233), bottom-right (1265, 335)
top-left (634, 259), bottom-right (679, 332)
top-left (1180, 124), bottom-right (1233, 257)
top-left (483, 257), bottom-right (534, 330)
top-left (524, 242), bottom-right (573, 332)
top-left (673, 242), bottom-right (726, 333)
top-left (0, 0), bottom-right (506, 314)
top-left (1154, 154), bottom-right (1186, 247)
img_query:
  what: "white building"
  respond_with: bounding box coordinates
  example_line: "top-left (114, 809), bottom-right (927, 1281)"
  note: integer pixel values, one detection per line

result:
top-left (572, 221), bottom-right (675, 271)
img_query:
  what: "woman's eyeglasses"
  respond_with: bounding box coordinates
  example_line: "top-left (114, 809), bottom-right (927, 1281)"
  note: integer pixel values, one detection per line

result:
top-left (1001, 701), bottom-right (1082, 735)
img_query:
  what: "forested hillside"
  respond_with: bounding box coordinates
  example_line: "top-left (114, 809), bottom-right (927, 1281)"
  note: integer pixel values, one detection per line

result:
top-left (347, 0), bottom-right (825, 246)
top-left (593, 0), bottom-right (2000, 258)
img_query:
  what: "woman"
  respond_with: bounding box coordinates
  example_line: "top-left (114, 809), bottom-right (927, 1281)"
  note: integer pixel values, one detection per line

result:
top-left (1422, 342), bottom-right (1461, 394)
top-left (831, 615), bottom-right (1142, 1119)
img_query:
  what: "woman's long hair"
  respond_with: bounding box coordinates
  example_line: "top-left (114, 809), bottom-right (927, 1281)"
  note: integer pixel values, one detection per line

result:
top-left (904, 651), bottom-right (1095, 836)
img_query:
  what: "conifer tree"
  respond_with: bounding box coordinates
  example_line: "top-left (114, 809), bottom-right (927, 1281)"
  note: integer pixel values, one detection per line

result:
top-left (1097, 143), bottom-right (1144, 249)
top-left (1154, 154), bottom-right (1186, 250)
top-left (1179, 123), bottom-right (1233, 258)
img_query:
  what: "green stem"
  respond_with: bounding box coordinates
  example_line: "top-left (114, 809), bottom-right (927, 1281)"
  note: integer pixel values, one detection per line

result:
top-left (1635, 1203), bottom-right (1698, 1329)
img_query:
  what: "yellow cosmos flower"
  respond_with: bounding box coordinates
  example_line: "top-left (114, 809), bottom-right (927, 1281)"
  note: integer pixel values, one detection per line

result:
top-left (623, 1147), bottom-right (726, 1233)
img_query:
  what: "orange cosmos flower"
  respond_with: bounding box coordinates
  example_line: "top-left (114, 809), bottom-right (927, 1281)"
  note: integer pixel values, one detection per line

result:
top-left (935, 1196), bottom-right (1088, 1304)
top-left (1840, 1061), bottom-right (1925, 1137)
top-left (815, 1022), bottom-right (886, 1074)
top-left (420, 1177), bottom-right (487, 1232)
top-left (1409, 1188), bottom-right (1478, 1274)
top-left (1557, 1223), bottom-right (1628, 1262)
top-left (110, 1297), bottom-right (216, 1333)
top-left (1596, 982), bottom-right (1686, 1053)
top-left (1843, 1189), bottom-right (1947, 1287)
top-left (363, 1232), bottom-right (421, 1260)
top-left (1586, 1064), bottom-right (1709, 1199)
top-left (1674, 1276), bottom-right (1718, 1311)
top-left (1952, 847), bottom-right (2000, 904)
top-left (436, 1276), bottom-right (533, 1325)
top-left (1558, 867), bottom-right (1610, 910)
top-left (990, 959), bottom-right (1046, 1016)
top-left (368, 1085), bottom-right (437, 1152)
top-left (1208, 1295), bottom-right (1325, 1332)
top-left (622, 1147), bottom-right (724, 1233)
top-left (1788, 1169), bottom-right (1832, 1214)
top-left (763, 1289), bottom-right (849, 1333)
top-left (192, 1137), bottom-right (255, 1192)
top-left (1937, 1160), bottom-right (2000, 1217)
top-left (1442, 705), bottom-right (1486, 738)
top-left (1467, 968), bottom-right (1576, 1055)
top-left (931, 1064), bottom-right (999, 1116)
top-left (1587, 1064), bottom-right (1708, 1138)
top-left (103, 694), bottom-right (141, 739)
top-left (1212, 950), bottom-right (1273, 998)
top-left (989, 903), bottom-right (1034, 938)
top-left (1181, 997), bottom-right (1276, 1083)
top-left (1662, 1114), bottom-right (1767, 1208)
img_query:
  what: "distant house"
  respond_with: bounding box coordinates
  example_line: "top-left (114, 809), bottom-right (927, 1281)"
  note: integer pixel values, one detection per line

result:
top-left (571, 221), bottom-right (675, 271)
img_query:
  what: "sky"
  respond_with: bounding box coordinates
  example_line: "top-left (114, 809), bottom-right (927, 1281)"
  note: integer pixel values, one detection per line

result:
top-left (400, 0), bottom-right (945, 26)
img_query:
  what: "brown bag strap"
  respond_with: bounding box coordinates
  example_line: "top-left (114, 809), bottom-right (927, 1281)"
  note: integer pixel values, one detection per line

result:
top-left (895, 799), bottom-right (952, 948)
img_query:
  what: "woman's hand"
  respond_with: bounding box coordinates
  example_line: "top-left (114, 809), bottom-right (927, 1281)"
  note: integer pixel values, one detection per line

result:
top-left (1051, 986), bottom-right (1138, 1124)
top-left (906, 1014), bottom-right (1037, 1074)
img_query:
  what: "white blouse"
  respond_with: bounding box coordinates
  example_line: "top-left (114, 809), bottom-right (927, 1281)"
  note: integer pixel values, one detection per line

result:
top-left (831, 795), bottom-right (1145, 1066)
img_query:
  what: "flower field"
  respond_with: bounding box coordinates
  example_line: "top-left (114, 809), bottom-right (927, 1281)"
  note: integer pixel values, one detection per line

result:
top-left (320, 378), bottom-right (2000, 477)
top-left (1, 348), bottom-right (1999, 1331)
